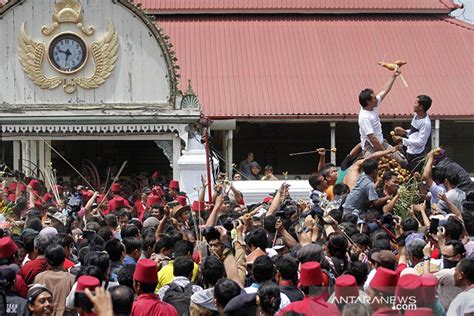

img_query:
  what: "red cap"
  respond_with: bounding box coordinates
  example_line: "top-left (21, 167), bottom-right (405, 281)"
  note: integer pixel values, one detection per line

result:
top-left (76, 276), bottom-right (100, 292)
top-left (169, 180), bottom-right (179, 190)
top-left (0, 237), bottom-right (18, 259)
top-left (19, 184), bottom-right (27, 192)
top-left (34, 199), bottom-right (43, 210)
top-left (335, 275), bottom-right (359, 300)
top-left (396, 274), bottom-right (422, 303)
top-left (133, 259), bottom-right (158, 283)
top-left (7, 193), bottom-right (16, 202)
top-left (370, 267), bottom-right (399, 294)
top-left (97, 194), bottom-right (107, 204)
top-left (82, 191), bottom-right (93, 203)
top-left (28, 179), bottom-right (40, 190)
top-left (405, 308), bottom-right (433, 316)
top-left (43, 193), bottom-right (54, 203)
top-left (7, 182), bottom-right (16, 192)
top-left (192, 201), bottom-right (205, 212)
top-left (111, 183), bottom-right (121, 193)
top-left (114, 196), bottom-right (125, 208)
top-left (420, 274), bottom-right (437, 305)
top-left (262, 196), bottom-right (273, 203)
top-left (152, 171), bottom-right (160, 178)
top-left (300, 262), bottom-right (323, 286)
top-left (177, 196), bottom-right (187, 206)
top-left (147, 195), bottom-right (161, 208)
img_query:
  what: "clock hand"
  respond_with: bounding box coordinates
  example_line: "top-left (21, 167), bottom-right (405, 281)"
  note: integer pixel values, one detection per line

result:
top-left (57, 49), bottom-right (67, 54)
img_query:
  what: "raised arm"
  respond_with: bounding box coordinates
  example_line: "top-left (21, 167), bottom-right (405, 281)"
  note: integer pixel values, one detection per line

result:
top-left (316, 148), bottom-right (326, 172)
top-left (422, 151), bottom-right (435, 188)
top-left (377, 68), bottom-right (401, 101)
top-left (206, 194), bottom-right (224, 227)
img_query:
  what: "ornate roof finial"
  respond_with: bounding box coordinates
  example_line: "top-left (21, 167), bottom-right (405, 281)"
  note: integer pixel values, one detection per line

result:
top-left (42, 0), bottom-right (94, 36)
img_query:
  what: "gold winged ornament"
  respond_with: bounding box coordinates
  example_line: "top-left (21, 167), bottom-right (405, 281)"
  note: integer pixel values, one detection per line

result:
top-left (18, 21), bottom-right (118, 93)
top-left (74, 22), bottom-right (119, 90)
top-left (18, 23), bottom-right (63, 90)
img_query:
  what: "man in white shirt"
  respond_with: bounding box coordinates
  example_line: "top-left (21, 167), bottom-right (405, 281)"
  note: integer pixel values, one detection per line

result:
top-left (358, 68), bottom-right (406, 165)
top-left (393, 95), bottom-right (432, 171)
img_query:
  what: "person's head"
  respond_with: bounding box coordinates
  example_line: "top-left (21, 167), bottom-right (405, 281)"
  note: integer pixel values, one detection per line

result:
top-left (321, 164), bottom-right (338, 186)
top-left (250, 162), bottom-right (261, 176)
top-left (233, 173), bottom-right (242, 181)
top-left (414, 95), bottom-right (432, 113)
top-left (104, 214), bottom-right (118, 229)
top-left (105, 239), bottom-right (125, 262)
top-left (256, 281), bottom-right (281, 315)
top-left (45, 244), bottom-right (66, 268)
top-left (382, 171), bottom-right (399, 194)
top-left (214, 278), bottom-right (242, 311)
top-left (153, 236), bottom-right (173, 258)
top-left (346, 262), bottom-right (369, 287)
top-left (308, 172), bottom-right (328, 191)
top-left (252, 255), bottom-right (274, 283)
top-left (202, 255), bottom-right (225, 286)
top-left (121, 225), bottom-right (140, 239)
top-left (454, 258), bottom-right (474, 287)
top-left (245, 228), bottom-right (268, 252)
top-left (246, 152), bottom-right (254, 162)
top-left (263, 215), bottom-right (278, 235)
top-left (351, 233), bottom-right (370, 254)
top-left (445, 173), bottom-right (460, 188)
top-left (122, 238), bottom-right (142, 262)
top-left (109, 285), bottom-right (134, 316)
top-left (173, 256), bottom-right (194, 279)
top-left (142, 236), bottom-right (156, 259)
top-left (87, 251), bottom-right (111, 278)
top-left (118, 211), bottom-right (130, 231)
top-left (274, 256), bottom-right (298, 284)
top-left (362, 159), bottom-right (378, 177)
top-left (133, 259), bottom-right (158, 295)
top-left (432, 167), bottom-right (446, 185)
top-left (405, 239), bottom-right (426, 265)
top-left (56, 233), bottom-right (74, 258)
top-left (401, 218), bottom-right (419, 233)
top-left (328, 233), bottom-right (349, 259)
top-left (333, 183), bottom-right (350, 196)
top-left (27, 285), bottom-right (53, 316)
top-left (174, 240), bottom-right (194, 258)
top-left (34, 234), bottom-right (52, 256)
top-left (117, 265), bottom-right (135, 291)
top-left (359, 88), bottom-right (376, 109)
top-left (263, 165), bottom-right (274, 176)
top-left (26, 217), bottom-right (43, 232)
top-left (442, 218), bottom-right (463, 241)
top-left (442, 239), bottom-right (466, 269)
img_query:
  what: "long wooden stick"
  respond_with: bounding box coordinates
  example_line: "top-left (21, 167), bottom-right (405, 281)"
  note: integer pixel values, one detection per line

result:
top-left (39, 138), bottom-right (96, 191)
top-left (289, 148), bottom-right (336, 156)
top-left (97, 161), bottom-right (128, 210)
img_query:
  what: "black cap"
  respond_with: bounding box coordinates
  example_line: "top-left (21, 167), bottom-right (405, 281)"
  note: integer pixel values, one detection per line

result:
top-left (223, 293), bottom-right (257, 314)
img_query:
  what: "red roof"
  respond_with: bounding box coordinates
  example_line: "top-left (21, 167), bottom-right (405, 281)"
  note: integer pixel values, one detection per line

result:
top-left (159, 16), bottom-right (473, 119)
top-left (138, 0), bottom-right (458, 13)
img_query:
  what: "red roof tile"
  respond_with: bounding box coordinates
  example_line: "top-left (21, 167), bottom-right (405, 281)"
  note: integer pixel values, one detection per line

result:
top-left (138, 0), bottom-right (458, 13)
top-left (159, 16), bottom-right (473, 119)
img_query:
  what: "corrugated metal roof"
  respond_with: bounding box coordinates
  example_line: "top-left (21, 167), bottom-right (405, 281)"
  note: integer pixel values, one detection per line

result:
top-left (137, 0), bottom-right (457, 13)
top-left (159, 16), bottom-right (474, 119)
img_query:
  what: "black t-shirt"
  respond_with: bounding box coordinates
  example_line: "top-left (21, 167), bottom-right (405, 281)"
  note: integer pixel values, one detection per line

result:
top-left (436, 158), bottom-right (473, 192)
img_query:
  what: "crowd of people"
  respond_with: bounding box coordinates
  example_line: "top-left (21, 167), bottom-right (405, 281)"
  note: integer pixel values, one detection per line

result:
top-left (1, 68), bottom-right (473, 316)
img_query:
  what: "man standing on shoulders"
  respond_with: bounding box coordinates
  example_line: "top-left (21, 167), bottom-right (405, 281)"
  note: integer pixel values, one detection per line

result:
top-left (393, 95), bottom-right (432, 172)
top-left (358, 68), bottom-right (406, 165)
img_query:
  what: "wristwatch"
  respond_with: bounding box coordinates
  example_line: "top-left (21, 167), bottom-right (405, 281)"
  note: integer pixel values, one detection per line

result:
top-left (423, 255), bottom-right (431, 261)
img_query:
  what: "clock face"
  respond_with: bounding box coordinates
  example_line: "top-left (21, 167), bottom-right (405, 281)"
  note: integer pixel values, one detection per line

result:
top-left (48, 33), bottom-right (87, 74)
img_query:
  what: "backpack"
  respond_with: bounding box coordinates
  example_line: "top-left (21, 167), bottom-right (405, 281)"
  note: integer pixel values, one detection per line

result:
top-left (163, 282), bottom-right (193, 316)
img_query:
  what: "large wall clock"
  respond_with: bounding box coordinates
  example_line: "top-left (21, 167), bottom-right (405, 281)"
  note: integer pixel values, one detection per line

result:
top-left (48, 32), bottom-right (88, 74)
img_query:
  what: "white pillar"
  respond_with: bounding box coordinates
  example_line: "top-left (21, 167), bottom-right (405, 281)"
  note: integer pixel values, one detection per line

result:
top-left (21, 140), bottom-right (30, 176)
top-left (44, 140), bottom-right (52, 168)
top-left (330, 122), bottom-right (336, 165)
top-left (172, 134), bottom-right (181, 180)
top-left (224, 130), bottom-right (234, 177)
top-left (30, 140), bottom-right (38, 177)
top-left (38, 141), bottom-right (46, 184)
top-left (13, 141), bottom-right (21, 171)
top-left (431, 119), bottom-right (440, 148)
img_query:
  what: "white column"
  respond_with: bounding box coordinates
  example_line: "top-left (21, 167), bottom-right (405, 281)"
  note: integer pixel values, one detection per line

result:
top-left (38, 141), bottom-right (46, 184)
top-left (44, 140), bottom-right (52, 167)
top-left (30, 140), bottom-right (38, 177)
top-left (330, 122), bottom-right (336, 165)
top-left (13, 141), bottom-right (21, 171)
top-left (21, 140), bottom-right (30, 176)
top-left (431, 119), bottom-right (440, 148)
top-left (172, 134), bottom-right (181, 180)
top-left (223, 130), bottom-right (233, 177)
